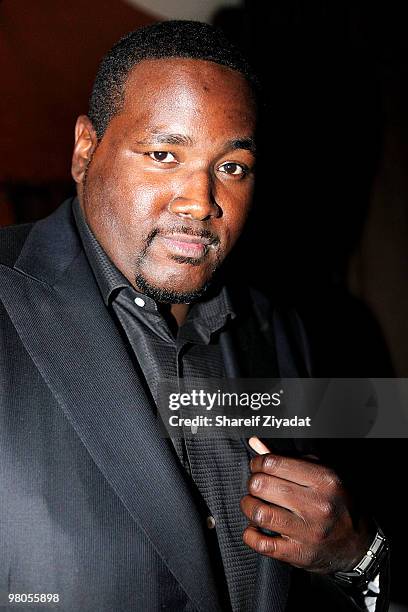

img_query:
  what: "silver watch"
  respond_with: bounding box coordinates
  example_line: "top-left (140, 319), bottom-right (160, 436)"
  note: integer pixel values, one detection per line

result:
top-left (333, 527), bottom-right (389, 590)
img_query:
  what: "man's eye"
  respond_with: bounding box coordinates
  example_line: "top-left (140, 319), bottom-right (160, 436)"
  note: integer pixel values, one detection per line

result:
top-left (148, 151), bottom-right (176, 163)
top-left (218, 162), bottom-right (247, 176)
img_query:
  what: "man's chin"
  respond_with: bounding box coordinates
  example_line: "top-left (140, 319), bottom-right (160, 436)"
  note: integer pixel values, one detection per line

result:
top-left (134, 273), bottom-right (211, 304)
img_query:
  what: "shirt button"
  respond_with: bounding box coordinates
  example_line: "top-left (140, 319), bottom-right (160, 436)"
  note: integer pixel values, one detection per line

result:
top-left (206, 516), bottom-right (216, 530)
top-left (134, 297), bottom-right (145, 307)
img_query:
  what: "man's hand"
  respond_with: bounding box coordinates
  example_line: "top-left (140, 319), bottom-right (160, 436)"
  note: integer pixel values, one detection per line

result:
top-left (240, 437), bottom-right (374, 574)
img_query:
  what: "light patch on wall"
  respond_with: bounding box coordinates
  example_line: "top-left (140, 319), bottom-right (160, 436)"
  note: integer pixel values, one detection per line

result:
top-left (123, 0), bottom-right (242, 23)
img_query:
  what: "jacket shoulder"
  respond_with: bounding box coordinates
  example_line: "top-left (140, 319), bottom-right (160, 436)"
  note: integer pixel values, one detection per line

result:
top-left (0, 222), bottom-right (34, 268)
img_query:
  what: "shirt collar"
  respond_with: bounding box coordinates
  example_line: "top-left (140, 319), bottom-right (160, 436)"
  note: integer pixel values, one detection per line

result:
top-left (72, 197), bottom-right (236, 336)
top-left (181, 284), bottom-right (236, 342)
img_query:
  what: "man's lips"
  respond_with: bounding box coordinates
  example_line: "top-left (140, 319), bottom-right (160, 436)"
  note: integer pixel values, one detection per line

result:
top-left (159, 233), bottom-right (216, 259)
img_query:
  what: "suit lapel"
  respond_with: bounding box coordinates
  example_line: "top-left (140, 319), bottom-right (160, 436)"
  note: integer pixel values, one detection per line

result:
top-left (0, 202), bottom-right (223, 612)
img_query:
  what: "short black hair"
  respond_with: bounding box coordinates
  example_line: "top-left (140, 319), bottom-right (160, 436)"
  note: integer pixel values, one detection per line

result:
top-left (88, 20), bottom-right (259, 139)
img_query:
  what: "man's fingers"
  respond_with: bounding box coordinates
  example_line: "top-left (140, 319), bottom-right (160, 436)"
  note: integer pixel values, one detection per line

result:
top-left (240, 495), bottom-right (305, 539)
top-left (250, 452), bottom-right (338, 489)
top-left (247, 473), bottom-right (309, 515)
top-left (242, 525), bottom-right (311, 567)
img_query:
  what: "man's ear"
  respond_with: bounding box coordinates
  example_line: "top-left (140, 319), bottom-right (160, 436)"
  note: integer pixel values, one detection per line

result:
top-left (71, 115), bottom-right (98, 185)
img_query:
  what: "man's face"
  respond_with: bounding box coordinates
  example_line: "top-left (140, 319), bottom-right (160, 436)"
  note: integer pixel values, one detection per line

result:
top-left (74, 58), bottom-right (257, 303)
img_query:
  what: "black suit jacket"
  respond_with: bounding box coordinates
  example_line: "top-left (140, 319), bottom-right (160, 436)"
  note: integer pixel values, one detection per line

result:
top-left (0, 200), bottom-right (378, 611)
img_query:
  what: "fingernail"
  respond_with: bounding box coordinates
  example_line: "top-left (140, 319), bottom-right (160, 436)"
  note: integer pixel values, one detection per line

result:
top-left (248, 437), bottom-right (270, 455)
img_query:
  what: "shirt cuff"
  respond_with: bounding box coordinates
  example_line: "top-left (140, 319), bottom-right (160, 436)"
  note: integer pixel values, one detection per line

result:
top-left (362, 572), bottom-right (380, 612)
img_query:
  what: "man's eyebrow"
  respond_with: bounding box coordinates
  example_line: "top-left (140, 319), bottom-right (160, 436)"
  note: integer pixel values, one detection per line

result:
top-left (133, 133), bottom-right (194, 147)
top-left (228, 137), bottom-right (256, 155)
top-left (132, 133), bottom-right (256, 154)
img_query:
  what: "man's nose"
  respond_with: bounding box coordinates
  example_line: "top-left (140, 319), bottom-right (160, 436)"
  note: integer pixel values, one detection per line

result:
top-left (168, 170), bottom-right (220, 221)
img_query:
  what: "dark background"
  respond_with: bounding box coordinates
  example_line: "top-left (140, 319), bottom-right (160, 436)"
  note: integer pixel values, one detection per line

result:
top-left (1, 0), bottom-right (407, 606)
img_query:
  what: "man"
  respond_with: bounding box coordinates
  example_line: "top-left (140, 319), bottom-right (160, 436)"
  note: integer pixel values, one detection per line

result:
top-left (0, 21), bottom-right (389, 612)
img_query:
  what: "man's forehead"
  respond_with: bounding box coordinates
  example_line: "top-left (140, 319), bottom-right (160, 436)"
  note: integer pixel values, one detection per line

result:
top-left (117, 58), bottom-right (256, 137)
top-left (123, 56), bottom-right (254, 102)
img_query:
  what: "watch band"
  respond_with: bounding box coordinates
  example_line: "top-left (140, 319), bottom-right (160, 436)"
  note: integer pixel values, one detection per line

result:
top-left (333, 528), bottom-right (389, 590)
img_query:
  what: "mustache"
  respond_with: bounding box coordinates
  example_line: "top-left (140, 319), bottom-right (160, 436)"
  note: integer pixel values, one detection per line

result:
top-left (145, 225), bottom-right (220, 248)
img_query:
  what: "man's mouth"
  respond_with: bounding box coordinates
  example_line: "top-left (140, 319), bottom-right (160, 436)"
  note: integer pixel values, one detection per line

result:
top-left (159, 233), bottom-right (217, 259)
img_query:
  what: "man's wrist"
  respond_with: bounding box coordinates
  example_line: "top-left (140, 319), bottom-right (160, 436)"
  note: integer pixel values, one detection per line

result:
top-left (332, 527), bottom-right (389, 590)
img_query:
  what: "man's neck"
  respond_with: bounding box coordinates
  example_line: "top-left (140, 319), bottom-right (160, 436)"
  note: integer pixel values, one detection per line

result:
top-left (170, 303), bottom-right (190, 327)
